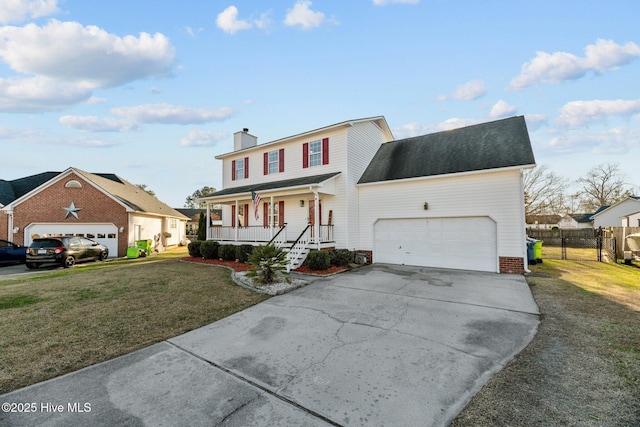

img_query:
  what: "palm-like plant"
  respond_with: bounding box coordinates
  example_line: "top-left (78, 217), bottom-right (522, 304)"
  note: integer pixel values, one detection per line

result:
top-left (246, 244), bottom-right (289, 284)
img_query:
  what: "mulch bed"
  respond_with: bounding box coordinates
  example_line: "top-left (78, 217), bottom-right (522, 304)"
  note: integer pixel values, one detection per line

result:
top-left (181, 257), bottom-right (349, 276)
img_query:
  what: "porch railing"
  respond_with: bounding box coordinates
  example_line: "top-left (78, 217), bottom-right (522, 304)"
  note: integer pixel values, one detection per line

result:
top-left (208, 226), bottom-right (274, 242)
top-left (208, 224), bottom-right (334, 244)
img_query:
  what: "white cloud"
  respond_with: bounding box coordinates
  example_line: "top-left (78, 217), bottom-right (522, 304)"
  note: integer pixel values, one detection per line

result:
top-left (490, 100), bottom-right (517, 118)
top-left (438, 79), bottom-right (486, 101)
top-left (509, 39), bottom-right (640, 90)
top-left (548, 126), bottom-right (640, 155)
top-left (0, 20), bottom-right (175, 87)
top-left (111, 103), bottom-right (235, 125)
top-left (523, 114), bottom-right (548, 131)
top-left (284, 1), bottom-right (325, 29)
top-left (180, 129), bottom-right (228, 147)
top-left (0, 76), bottom-right (93, 112)
top-left (59, 115), bottom-right (139, 132)
top-left (556, 99), bottom-right (640, 128)
top-left (373, 0), bottom-right (419, 5)
top-left (0, 20), bottom-right (176, 112)
top-left (216, 6), bottom-right (252, 34)
top-left (0, 0), bottom-right (60, 24)
top-left (393, 118), bottom-right (480, 139)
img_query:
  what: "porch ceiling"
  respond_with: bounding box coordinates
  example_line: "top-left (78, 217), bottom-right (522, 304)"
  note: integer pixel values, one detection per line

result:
top-left (202, 172), bottom-right (341, 202)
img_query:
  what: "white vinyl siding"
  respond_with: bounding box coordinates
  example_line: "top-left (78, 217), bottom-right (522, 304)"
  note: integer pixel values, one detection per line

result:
top-left (358, 169), bottom-right (526, 261)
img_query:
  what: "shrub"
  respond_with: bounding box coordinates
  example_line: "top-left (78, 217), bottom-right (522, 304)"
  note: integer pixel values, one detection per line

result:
top-left (306, 250), bottom-right (331, 270)
top-left (235, 245), bottom-right (255, 263)
top-left (187, 241), bottom-right (202, 258)
top-left (246, 244), bottom-right (289, 284)
top-left (200, 241), bottom-right (219, 259)
top-left (330, 249), bottom-right (353, 267)
top-left (219, 244), bottom-right (236, 261)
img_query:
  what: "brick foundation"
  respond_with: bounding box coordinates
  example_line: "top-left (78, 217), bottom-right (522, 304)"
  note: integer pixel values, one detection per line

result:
top-left (499, 256), bottom-right (525, 274)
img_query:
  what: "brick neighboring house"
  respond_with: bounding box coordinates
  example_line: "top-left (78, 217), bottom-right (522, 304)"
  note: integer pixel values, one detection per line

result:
top-left (0, 167), bottom-right (188, 257)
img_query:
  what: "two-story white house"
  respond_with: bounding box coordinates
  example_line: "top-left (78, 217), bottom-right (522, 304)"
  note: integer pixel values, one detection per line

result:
top-left (201, 115), bottom-right (536, 274)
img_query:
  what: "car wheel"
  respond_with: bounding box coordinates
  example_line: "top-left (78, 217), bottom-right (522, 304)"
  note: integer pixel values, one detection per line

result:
top-left (63, 256), bottom-right (76, 268)
top-left (99, 250), bottom-right (108, 261)
top-left (26, 262), bottom-right (37, 269)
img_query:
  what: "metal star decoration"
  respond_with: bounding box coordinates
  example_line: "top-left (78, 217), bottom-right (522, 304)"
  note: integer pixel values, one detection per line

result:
top-left (63, 202), bottom-right (82, 219)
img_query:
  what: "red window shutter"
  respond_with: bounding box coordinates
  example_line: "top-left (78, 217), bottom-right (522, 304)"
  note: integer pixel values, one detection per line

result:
top-left (302, 143), bottom-right (309, 168)
top-left (279, 148), bottom-right (285, 172)
top-left (263, 152), bottom-right (268, 175)
top-left (231, 205), bottom-right (236, 227)
top-left (244, 157), bottom-right (249, 179)
top-left (244, 204), bottom-right (249, 226)
top-left (231, 160), bottom-right (236, 181)
top-left (263, 202), bottom-right (269, 227)
top-left (278, 201), bottom-right (285, 226)
top-left (322, 138), bottom-right (329, 165)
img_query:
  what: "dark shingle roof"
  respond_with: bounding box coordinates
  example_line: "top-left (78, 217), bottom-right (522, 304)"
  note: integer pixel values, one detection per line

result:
top-left (358, 116), bottom-right (535, 184)
top-left (207, 172), bottom-right (341, 198)
top-left (570, 213), bottom-right (595, 223)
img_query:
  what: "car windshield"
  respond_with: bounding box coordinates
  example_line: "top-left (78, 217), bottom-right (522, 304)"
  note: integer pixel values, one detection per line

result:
top-left (30, 239), bottom-right (62, 248)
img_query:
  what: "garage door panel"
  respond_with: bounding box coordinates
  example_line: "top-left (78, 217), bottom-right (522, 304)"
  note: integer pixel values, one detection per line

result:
top-left (374, 217), bottom-right (497, 272)
top-left (25, 224), bottom-right (118, 258)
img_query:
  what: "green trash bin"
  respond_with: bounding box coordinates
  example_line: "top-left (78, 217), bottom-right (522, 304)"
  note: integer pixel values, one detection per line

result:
top-left (533, 240), bottom-right (543, 262)
top-left (136, 240), bottom-right (152, 256)
top-left (126, 247), bottom-right (139, 259)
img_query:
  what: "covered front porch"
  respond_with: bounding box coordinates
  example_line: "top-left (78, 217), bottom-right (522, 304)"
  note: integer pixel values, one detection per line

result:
top-left (200, 172), bottom-right (341, 251)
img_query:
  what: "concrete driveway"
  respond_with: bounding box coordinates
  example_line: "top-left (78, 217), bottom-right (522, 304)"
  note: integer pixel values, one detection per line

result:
top-left (0, 264), bottom-right (539, 426)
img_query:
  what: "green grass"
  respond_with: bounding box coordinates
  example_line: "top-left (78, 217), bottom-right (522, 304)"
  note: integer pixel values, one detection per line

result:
top-left (0, 247), bottom-right (269, 394)
top-left (529, 260), bottom-right (640, 389)
top-left (0, 294), bottom-right (44, 310)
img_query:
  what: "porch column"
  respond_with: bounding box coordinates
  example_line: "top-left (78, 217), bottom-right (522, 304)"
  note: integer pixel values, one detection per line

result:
top-left (234, 200), bottom-right (239, 242)
top-left (205, 202), bottom-right (210, 240)
top-left (269, 195), bottom-right (274, 239)
top-left (313, 189), bottom-right (320, 249)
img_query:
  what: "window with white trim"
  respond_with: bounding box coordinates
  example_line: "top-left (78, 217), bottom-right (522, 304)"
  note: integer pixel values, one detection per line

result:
top-left (235, 158), bottom-right (245, 180)
top-left (268, 150), bottom-right (279, 174)
top-left (309, 140), bottom-right (322, 167)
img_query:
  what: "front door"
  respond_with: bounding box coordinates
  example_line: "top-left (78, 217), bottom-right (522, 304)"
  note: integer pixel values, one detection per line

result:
top-left (309, 200), bottom-right (322, 225)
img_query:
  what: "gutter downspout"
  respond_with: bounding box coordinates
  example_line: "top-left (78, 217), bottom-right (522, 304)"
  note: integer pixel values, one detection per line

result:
top-left (520, 169), bottom-right (531, 273)
top-left (206, 202), bottom-right (211, 240)
top-left (310, 186), bottom-right (320, 250)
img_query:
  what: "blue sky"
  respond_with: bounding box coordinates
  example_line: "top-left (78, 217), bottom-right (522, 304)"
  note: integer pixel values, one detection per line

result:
top-left (1, 0), bottom-right (639, 207)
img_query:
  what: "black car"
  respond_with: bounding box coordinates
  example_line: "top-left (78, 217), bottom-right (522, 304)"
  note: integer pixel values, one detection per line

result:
top-left (0, 239), bottom-right (27, 265)
top-left (26, 236), bottom-right (109, 269)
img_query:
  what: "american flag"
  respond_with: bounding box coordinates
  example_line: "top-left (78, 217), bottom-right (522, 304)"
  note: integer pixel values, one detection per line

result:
top-left (251, 190), bottom-right (261, 220)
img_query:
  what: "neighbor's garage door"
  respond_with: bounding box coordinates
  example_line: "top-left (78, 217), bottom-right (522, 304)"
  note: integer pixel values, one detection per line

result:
top-left (25, 223), bottom-right (118, 258)
top-left (374, 217), bottom-right (497, 272)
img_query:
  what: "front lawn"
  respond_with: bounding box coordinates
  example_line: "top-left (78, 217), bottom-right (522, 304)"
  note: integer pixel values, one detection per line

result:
top-left (453, 259), bottom-right (640, 426)
top-left (0, 250), bottom-right (269, 394)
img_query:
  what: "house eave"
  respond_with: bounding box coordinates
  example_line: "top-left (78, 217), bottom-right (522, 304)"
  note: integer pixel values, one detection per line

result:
top-left (215, 116), bottom-right (390, 159)
top-left (356, 164), bottom-right (535, 187)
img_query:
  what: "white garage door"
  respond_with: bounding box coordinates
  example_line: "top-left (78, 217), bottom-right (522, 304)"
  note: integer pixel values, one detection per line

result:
top-left (25, 223), bottom-right (118, 258)
top-left (374, 217), bottom-right (497, 272)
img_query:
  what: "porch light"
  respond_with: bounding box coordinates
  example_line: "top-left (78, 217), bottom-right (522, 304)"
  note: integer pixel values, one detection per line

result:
top-left (300, 200), bottom-right (305, 207)
top-left (423, 202), bottom-right (429, 210)
top-left (13, 227), bottom-right (19, 233)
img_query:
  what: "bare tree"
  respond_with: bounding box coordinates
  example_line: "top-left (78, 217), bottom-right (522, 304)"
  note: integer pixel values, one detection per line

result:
top-left (185, 186), bottom-right (216, 208)
top-left (576, 163), bottom-right (631, 212)
top-left (523, 165), bottom-right (569, 216)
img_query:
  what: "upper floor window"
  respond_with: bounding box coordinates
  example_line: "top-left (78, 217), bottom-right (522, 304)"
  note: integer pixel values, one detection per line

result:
top-left (232, 157), bottom-right (249, 181)
top-left (264, 148), bottom-right (285, 175)
top-left (303, 138), bottom-right (329, 168)
top-left (309, 140), bottom-right (322, 167)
